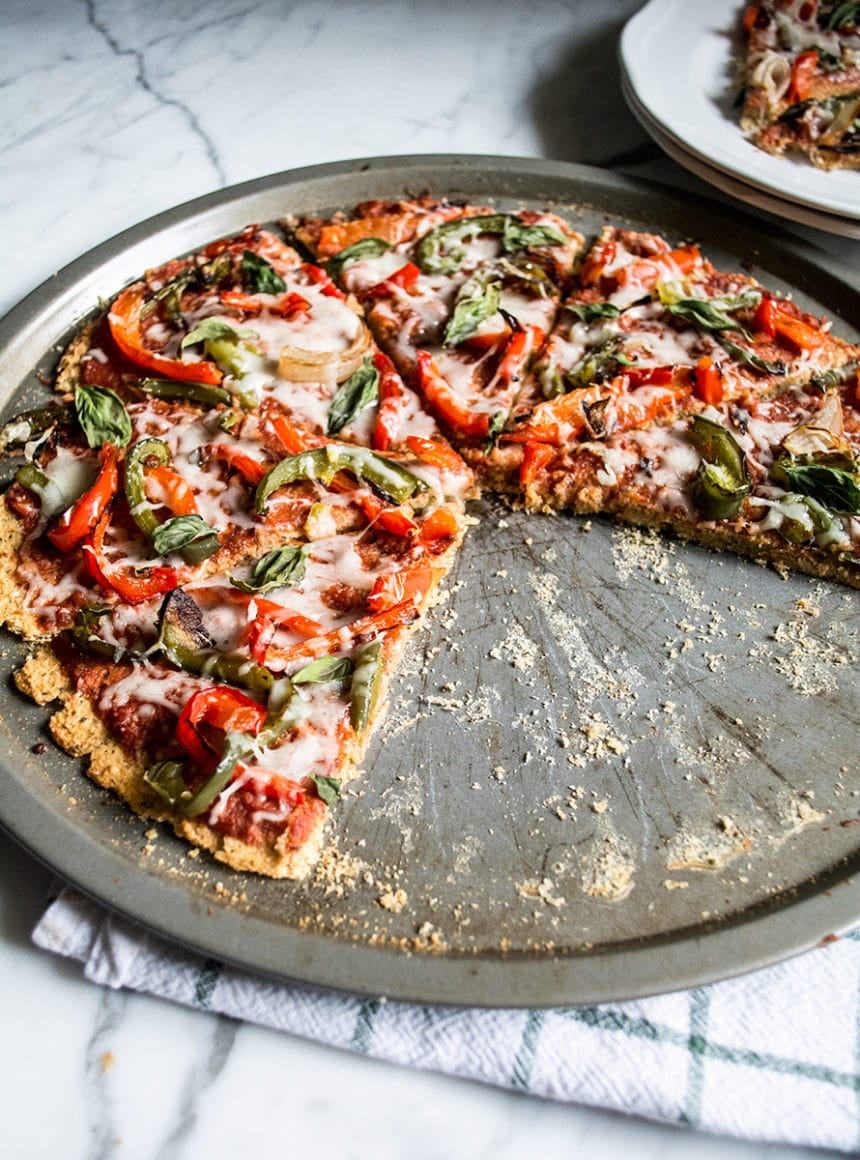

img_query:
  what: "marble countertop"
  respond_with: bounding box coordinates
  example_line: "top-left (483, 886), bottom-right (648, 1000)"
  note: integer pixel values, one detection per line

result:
top-left (2, 2), bottom-right (856, 1156)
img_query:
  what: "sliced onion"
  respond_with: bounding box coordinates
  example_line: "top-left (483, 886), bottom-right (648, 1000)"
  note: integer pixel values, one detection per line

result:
top-left (750, 51), bottom-right (791, 107)
top-left (820, 97), bottom-right (860, 146)
top-left (783, 393), bottom-right (849, 460)
top-left (278, 319), bottom-right (371, 384)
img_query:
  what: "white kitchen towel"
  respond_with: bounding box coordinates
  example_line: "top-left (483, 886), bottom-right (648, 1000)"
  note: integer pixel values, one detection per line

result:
top-left (34, 887), bottom-right (860, 1154)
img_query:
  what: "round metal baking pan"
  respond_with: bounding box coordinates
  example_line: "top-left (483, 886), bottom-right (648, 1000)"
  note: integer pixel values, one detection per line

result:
top-left (0, 155), bottom-right (858, 1006)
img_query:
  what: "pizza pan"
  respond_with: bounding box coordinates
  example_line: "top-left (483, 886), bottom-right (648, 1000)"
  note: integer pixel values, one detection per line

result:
top-left (0, 156), bottom-right (858, 1007)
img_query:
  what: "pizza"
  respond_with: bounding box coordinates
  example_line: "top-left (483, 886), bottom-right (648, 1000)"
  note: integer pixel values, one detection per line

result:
top-left (739, 0), bottom-right (860, 169)
top-left (2, 200), bottom-right (859, 880)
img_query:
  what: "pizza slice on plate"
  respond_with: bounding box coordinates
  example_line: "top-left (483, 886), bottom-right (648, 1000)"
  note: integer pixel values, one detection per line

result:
top-left (739, 0), bottom-right (860, 169)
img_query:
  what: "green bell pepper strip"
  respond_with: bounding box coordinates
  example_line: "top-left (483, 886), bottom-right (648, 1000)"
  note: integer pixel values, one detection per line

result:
top-left (125, 437), bottom-right (220, 564)
top-left (0, 404), bottom-right (75, 452)
top-left (155, 589), bottom-right (273, 695)
top-left (349, 640), bottom-right (384, 734)
top-left (144, 760), bottom-right (189, 806)
top-left (177, 680), bottom-right (307, 817)
top-left (163, 633), bottom-right (274, 696)
top-left (125, 437), bottom-right (170, 540)
top-left (688, 416), bottom-right (751, 520)
top-left (14, 463), bottom-right (72, 523)
top-left (255, 444), bottom-right (426, 513)
top-left (130, 377), bottom-right (232, 408)
top-left (72, 603), bottom-right (121, 659)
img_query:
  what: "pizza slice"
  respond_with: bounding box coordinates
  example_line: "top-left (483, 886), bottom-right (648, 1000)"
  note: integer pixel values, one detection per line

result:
top-left (739, 0), bottom-right (860, 169)
top-left (509, 372), bottom-right (860, 587)
top-left (495, 226), bottom-right (860, 496)
top-left (1, 225), bottom-right (474, 878)
top-left (291, 197), bottom-right (584, 448)
top-left (58, 223), bottom-right (445, 457)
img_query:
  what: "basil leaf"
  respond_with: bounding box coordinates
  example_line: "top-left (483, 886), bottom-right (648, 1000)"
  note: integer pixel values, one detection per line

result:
top-left (230, 543), bottom-right (309, 593)
top-left (75, 384), bottom-right (132, 449)
top-left (772, 458), bottom-right (860, 515)
top-left (443, 274), bottom-right (502, 346)
top-left (715, 334), bottom-right (787, 376)
top-left (180, 317), bottom-right (252, 352)
top-left (326, 237), bottom-right (392, 282)
top-left (151, 514), bottom-right (221, 560)
top-left (666, 293), bottom-right (760, 339)
top-left (565, 301), bottom-right (621, 323)
top-left (308, 774), bottom-right (343, 806)
top-left (241, 249), bottom-right (285, 294)
top-left (502, 219), bottom-right (568, 253)
top-left (292, 655), bottom-right (354, 685)
top-left (326, 359), bottom-right (380, 435)
top-left (415, 214), bottom-right (567, 276)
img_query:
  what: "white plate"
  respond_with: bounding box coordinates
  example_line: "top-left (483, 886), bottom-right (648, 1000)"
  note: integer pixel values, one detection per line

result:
top-left (622, 73), bottom-right (860, 239)
top-left (620, 0), bottom-right (860, 220)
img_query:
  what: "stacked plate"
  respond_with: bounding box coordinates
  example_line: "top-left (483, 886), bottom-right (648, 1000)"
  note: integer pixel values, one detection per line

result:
top-left (620, 0), bottom-right (860, 239)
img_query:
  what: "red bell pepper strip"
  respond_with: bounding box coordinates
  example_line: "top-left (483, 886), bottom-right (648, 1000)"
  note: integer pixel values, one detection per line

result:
top-left (108, 284), bottom-right (223, 386)
top-left (405, 435), bottom-right (466, 473)
top-left (185, 585), bottom-right (324, 650)
top-left (494, 328), bottom-right (537, 394)
top-left (614, 245), bottom-right (702, 292)
top-left (219, 290), bottom-right (311, 318)
top-left (233, 764), bottom-right (307, 807)
top-left (353, 491), bottom-right (416, 536)
top-left (202, 226), bottom-right (260, 260)
top-left (692, 356), bottom-right (725, 406)
top-left (82, 508), bottom-right (178, 604)
top-left (301, 263), bottom-right (347, 300)
top-left (176, 686), bottom-right (266, 767)
top-left (260, 601), bottom-right (418, 669)
top-left (415, 350), bottom-right (490, 440)
top-left (48, 445), bottom-right (120, 553)
top-left (625, 364), bottom-right (677, 388)
top-left (579, 240), bottom-right (617, 286)
top-left (416, 507), bottom-right (459, 547)
top-left (742, 3), bottom-right (759, 33)
top-left (144, 464), bottom-right (198, 516)
top-left (367, 564), bottom-right (443, 613)
top-left (269, 412), bottom-right (314, 455)
top-left (363, 261), bottom-right (421, 301)
top-left (372, 351), bottom-right (404, 452)
top-left (205, 443), bottom-right (268, 485)
top-left (753, 295), bottom-right (824, 351)
top-left (519, 440), bottom-right (555, 488)
top-left (789, 50), bottom-right (819, 103)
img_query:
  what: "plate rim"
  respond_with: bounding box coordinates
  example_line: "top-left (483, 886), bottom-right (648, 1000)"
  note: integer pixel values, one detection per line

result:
top-left (620, 74), bottom-right (860, 239)
top-left (2, 152), bottom-right (859, 1008)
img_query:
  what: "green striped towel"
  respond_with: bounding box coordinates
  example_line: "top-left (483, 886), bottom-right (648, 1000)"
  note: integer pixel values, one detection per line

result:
top-left (34, 887), bottom-right (860, 1152)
